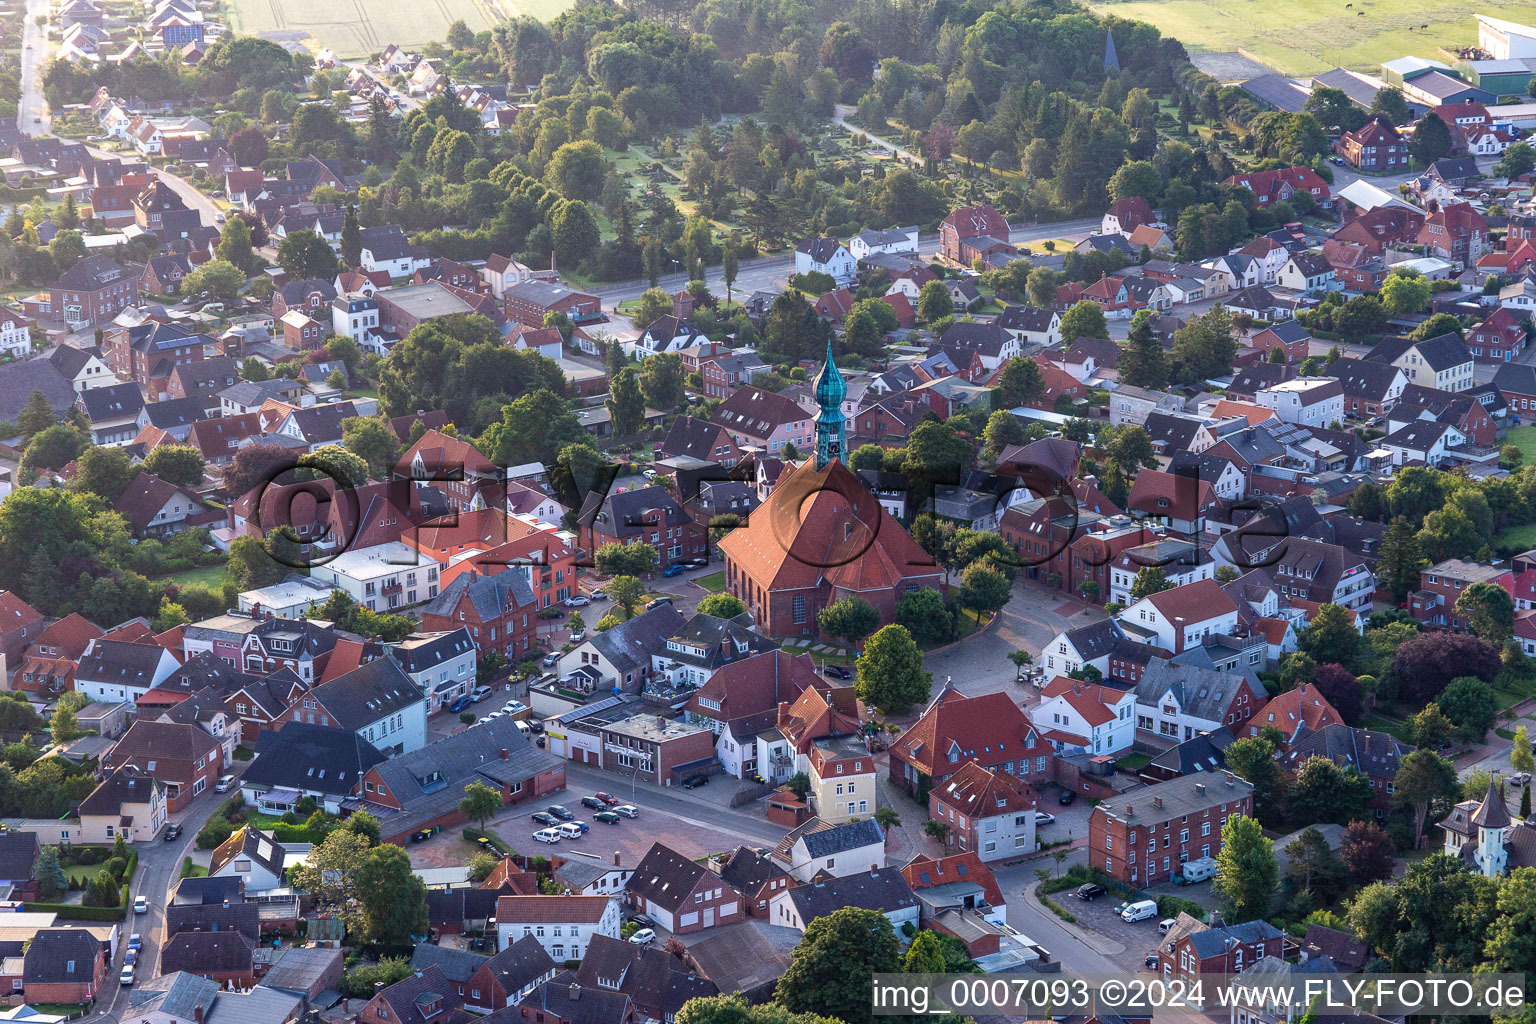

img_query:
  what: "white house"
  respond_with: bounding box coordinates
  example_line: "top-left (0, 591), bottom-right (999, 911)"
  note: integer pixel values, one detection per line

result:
top-left (308, 658), bottom-right (430, 756)
top-left (307, 541), bottom-right (442, 611)
top-left (1115, 579), bottom-right (1241, 655)
top-left (238, 576), bottom-right (338, 618)
top-left (769, 867), bottom-right (919, 934)
top-left (1029, 677), bottom-right (1136, 757)
top-left (1276, 252), bottom-right (1338, 294)
top-left (0, 309), bottom-right (29, 359)
top-left (770, 817), bottom-right (887, 883)
top-left (1255, 378), bottom-right (1345, 428)
top-left (75, 638), bottom-right (179, 705)
top-left (1379, 419), bottom-right (1467, 468)
top-left (208, 828), bottom-right (295, 893)
top-left (997, 305), bottom-right (1061, 347)
top-left (1108, 541), bottom-right (1215, 606)
top-left (1131, 660), bottom-right (1267, 744)
top-left (849, 226), bottom-right (918, 260)
top-left (390, 628), bottom-right (477, 714)
top-left (331, 295), bottom-right (379, 346)
top-left (494, 895), bottom-right (622, 960)
top-left (358, 225), bottom-right (431, 278)
top-left (794, 238), bottom-right (857, 284)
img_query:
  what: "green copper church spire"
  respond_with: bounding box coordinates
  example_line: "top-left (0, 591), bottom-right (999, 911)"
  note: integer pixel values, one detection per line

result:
top-left (813, 339), bottom-right (846, 470)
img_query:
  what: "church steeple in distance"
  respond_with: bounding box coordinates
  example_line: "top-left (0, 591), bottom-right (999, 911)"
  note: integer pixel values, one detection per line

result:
top-left (813, 339), bottom-right (846, 470)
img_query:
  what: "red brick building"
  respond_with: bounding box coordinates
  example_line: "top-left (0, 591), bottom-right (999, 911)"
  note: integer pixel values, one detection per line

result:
top-left (1088, 772), bottom-right (1254, 885)
top-left (1410, 558), bottom-right (1515, 631)
top-left (280, 310), bottom-right (326, 350)
top-left (939, 204), bottom-right (1009, 264)
top-left (1154, 917), bottom-right (1286, 987)
top-left (1335, 116), bottom-right (1408, 171)
top-left (504, 280), bottom-right (600, 328)
top-left (419, 569), bottom-right (540, 662)
top-left (103, 320), bottom-right (209, 391)
top-left (1469, 306), bottom-right (1525, 362)
top-left (101, 719), bottom-right (224, 812)
top-left (21, 929), bottom-right (107, 1005)
top-left (0, 591), bottom-right (45, 665)
top-left (889, 688), bottom-right (1052, 795)
top-left (1417, 201), bottom-right (1488, 268)
top-left (1331, 205), bottom-right (1424, 253)
top-left (47, 254), bottom-right (136, 329)
top-left (577, 484), bottom-right (705, 571)
top-left (627, 842), bottom-right (744, 934)
top-left (926, 762), bottom-right (1039, 862)
top-left (1222, 166), bottom-right (1331, 209)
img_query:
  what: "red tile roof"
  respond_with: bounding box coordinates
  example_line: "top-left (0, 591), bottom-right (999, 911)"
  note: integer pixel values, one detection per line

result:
top-left (29, 613), bottom-right (103, 661)
top-left (1245, 682), bottom-right (1341, 743)
top-left (1126, 469), bottom-right (1221, 523)
top-left (891, 689), bottom-right (1043, 778)
top-left (493, 894), bottom-right (614, 923)
top-left (1140, 578), bottom-right (1240, 626)
top-left (901, 852), bottom-right (1005, 907)
top-left (1040, 676), bottom-right (1127, 726)
top-left (928, 762), bottom-right (1038, 820)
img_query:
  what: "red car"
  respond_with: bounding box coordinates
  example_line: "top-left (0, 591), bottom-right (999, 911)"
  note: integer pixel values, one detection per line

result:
top-left (595, 792), bottom-right (619, 806)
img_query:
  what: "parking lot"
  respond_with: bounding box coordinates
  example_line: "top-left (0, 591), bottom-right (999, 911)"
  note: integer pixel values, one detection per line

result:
top-left (1030, 783), bottom-right (1097, 843)
top-left (1065, 887), bottom-right (1170, 962)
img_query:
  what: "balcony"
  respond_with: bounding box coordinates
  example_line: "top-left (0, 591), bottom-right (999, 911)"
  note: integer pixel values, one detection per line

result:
top-left (382, 580), bottom-right (403, 595)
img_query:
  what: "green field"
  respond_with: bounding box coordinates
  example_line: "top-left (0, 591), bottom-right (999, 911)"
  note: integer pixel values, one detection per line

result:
top-left (224, 0), bottom-right (545, 60)
top-left (1086, 0), bottom-right (1536, 77)
top-left (158, 564), bottom-right (235, 592)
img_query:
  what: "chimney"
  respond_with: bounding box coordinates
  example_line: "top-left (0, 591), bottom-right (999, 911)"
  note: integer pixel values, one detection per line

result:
top-left (1152, 795), bottom-right (1163, 809)
top-left (501, 748), bottom-right (509, 759)
top-left (614, 850), bottom-right (621, 866)
top-left (374, 983), bottom-right (385, 996)
top-left (194, 1007), bottom-right (204, 1024)
top-left (1195, 782), bottom-right (1206, 796)
top-left (567, 984), bottom-right (581, 1000)
top-left (1225, 772), bottom-right (1236, 787)
top-left (1124, 804), bottom-right (1133, 816)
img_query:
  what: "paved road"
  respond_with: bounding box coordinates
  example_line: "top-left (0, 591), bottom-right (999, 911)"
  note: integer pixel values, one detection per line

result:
top-left (17, 0), bottom-right (49, 134)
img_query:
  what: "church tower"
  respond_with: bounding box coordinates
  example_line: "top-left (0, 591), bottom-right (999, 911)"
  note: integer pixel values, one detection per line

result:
top-left (1473, 777), bottom-right (1511, 877)
top-left (813, 340), bottom-right (847, 470)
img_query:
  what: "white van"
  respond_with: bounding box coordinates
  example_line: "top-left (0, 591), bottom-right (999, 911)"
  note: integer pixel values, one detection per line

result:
top-left (1180, 856), bottom-right (1218, 884)
top-left (1120, 899), bottom-right (1158, 923)
top-left (514, 720), bottom-right (531, 735)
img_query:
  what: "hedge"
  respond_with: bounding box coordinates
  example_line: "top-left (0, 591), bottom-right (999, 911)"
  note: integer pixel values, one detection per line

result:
top-left (1038, 895), bottom-right (1076, 923)
top-left (271, 824), bottom-right (323, 844)
top-left (24, 901), bottom-right (124, 921)
top-left (1155, 894), bottom-right (1208, 922)
top-left (464, 828), bottom-right (512, 855)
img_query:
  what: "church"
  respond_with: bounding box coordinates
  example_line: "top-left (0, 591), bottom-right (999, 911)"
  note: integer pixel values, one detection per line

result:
top-left (717, 344), bottom-right (947, 637)
top-left (1440, 777), bottom-right (1536, 876)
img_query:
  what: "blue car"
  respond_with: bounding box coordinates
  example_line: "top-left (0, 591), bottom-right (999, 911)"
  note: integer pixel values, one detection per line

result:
top-left (449, 696), bottom-right (473, 713)
top-left (662, 564), bottom-right (687, 577)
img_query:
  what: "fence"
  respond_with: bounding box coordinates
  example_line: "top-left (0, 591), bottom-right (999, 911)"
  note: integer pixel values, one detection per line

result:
top-left (729, 780), bottom-right (777, 807)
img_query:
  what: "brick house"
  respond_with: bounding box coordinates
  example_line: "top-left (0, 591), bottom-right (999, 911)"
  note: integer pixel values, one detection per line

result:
top-left (1153, 917), bottom-right (1286, 988)
top-left (1222, 166), bottom-right (1332, 209)
top-left (927, 762), bottom-right (1039, 862)
top-left (280, 309), bottom-right (326, 350)
top-left (577, 485), bottom-right (705, 571)
top-left (0, 591), bottom-right (45, 665)
top-left (1321, 240), bottom-right (1388, 291)
top-left (710, 385), bottom-right (813, 453)
top-left (1335, 116), bottom-right (1408, 171)
top-left (627, 842), bottom-right (744, 933)
top-left (463, 935), bottom-right (558, 1011)
top-left (271, 279), bottom-right (337, 319)
top-left (142, 253), bottom-right (191, 295)
top-left (1239, 684), bottom-right (1344, 747)
top-left (48, 254), bottom-right (135, 329)
top-left (1279, 723), bottom-right (1408, 816)
top-left (503, 280), bottom-right (600, 328)
top-left (939, 204), bottom-right (1010, 264)
top-left (1417, 201), bottom-right (1489, 268)
top-left (102, 320), bottom-right (209, 393)
top-left (419, 569), bottom-right (539, 662)
top-left (407, 508), bottom-right (576, 603)
top-left (1331, 357), bottom-right (1407, 416)
top-left (102, 719), bottom-right (225, 813)
top-left (1468, 306), bottom-right (1525, 362)
top-left (1088, 772), bottom-right (1255, 885)
top-left (889, 688), bottom-right (1052, 796)
top-left (358, 966), bottom-right (469, 1024)
top-left (22, 929), bottom-right (107, 1005)
top-left (159, 932), bottom-right (258, 987)
top-left (1331, 206), bottom-right (1425, 254)
top-left (1410, 558), bottom-right (1515, 630)
top-left (716, 847), bottom-right (796, 916)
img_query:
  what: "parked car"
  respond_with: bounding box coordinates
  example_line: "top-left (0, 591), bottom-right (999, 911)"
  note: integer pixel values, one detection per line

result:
top-left (628, 913), bottom-right (656, 928)
top-left (120, 966), bottom-right (134, 986)
top-left (133, 895), bottom-right (148, 914)
top-left (569, 630), bottom-right (587, 643)
top-left (1513, 773), bottom-right (1532, 787)
top-left (629, 927), bottom-right (656, 944)
top-left (547, 805), bottom-right (575, 820)
top-left (822, 664), bottom-right (852, 679)
top-left (557, 822), bottom-right (588, 838)
top-left (1059, 790), bottom-right (1075, 805)
top-left (128, 934), bottom-right (142, 951)
top-left (214, 775), bottom-right (235, 793)
top-left (642, 469), bottom-right (657, 480)
top-left (590, 590), bottom-right (607, 600)
top-left (532, 828), bottom-right (563, 844)
top-left (1159, 918), bottom-right (1177, 934)
top-left (532, 811), bottom-right (559, 826)
top-left (124, 948), bottom-right (137, 966)
top-left (594, 811), bottom-right (621, 824)
top-left (449, 696), bottom-right (473, 714)
top-left (1074, 884), bottom-right (1105, 901)
top-left (563, 596), bottom-right (590, 607)
top-left (542, 652), bottom-right (561, 667)
top-left (595, 792), bottom-right (618, 805)
top-left (1034, 811), bottom-right (1055, 825)
top-left (615, 804), bottom-right (640, 818)
top-left (1121, 899), bottom-right (1158, 923)
top-left (682, 775), bottom-right (709, 789)
top-left (662, 564), bottom-right (687, 577)
top-left (470, 686), bottom-right (493, 703)
top-left (164, 824), bottom-right (181, 841)
top-left (503, 700), bottom-right (528, 714)
top-left (1145, 955), bottom-right (1159, 968)
top-left (580, 796), bottom-right (605, 809)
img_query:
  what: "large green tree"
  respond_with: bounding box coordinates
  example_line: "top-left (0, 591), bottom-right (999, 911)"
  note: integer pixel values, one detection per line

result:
top-left (1058, 300), bottom-right (1109, 341)
top-left (1455, 582), bottom-right (1515, 646)
top-left (856, 624), bottom-right (932, 713)
top-left (818, 596), bottom-right (879, 647)
top-left (351, 843), bottom-right (428, 946)
top-left (1393, 749), bottom-right (1460, 847)
top-left (1120, 310), bottom-right (1168, 388)
top-left (276, 229), bottom-right (339, 281)
top-left (778, 906), bottom-right (902, 1024)
top-left (1213, 815), bottom-right (1277, 923)
top-left (141, 445), bottom-right (206, 488)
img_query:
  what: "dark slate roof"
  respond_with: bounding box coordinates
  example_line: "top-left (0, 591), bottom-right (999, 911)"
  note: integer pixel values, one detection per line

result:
top-left (0, 832), bottom-right (39, 881)
top-left (785, 867), bottom-right (917, 921)
top-left (164, 902), bottom-right (261, 942)
top-left (172, 875), bottom-right (245, 906)
top-left (390, 629), bottom-right (475, 676)
top-left (776, 817), bottom-right (885, 860)
top-left (659, 416), bottom-right (729, 462)
top-left (160, 931), bottom-right (257, 976)
top-left (1329, 357), bottom-right (1402, 401)
top-left (512, 974), bottom-right (632, 1024)
top-left (420, 571), bottom-right (536, 624)
top-left (629, 843), bottom-right (716, 913)
top-left (143, 396), bottom-right (211, 429)
top-left (409, 945), bottom-right (488, 985)
top-left (1409, 332), bottom-right (1473, 371)
top-left (280, 401), bottom-right (356, 444)
top-left (572, 934), bottom-right (716, 1018)
top-left (23, 929), bottom-right (101, 984)
top-left (47, 344), bottom-right (101, 379)
top-left (1145, 728), bottom-right (1234, 776)
top-left (1143, 412), bottom-right (1205, 450)
top-left (77, 767), bottom-right (166, 820)
top-left (795, 237), bottom-right (844, 264)
top-left (479, 935), bottom-right (558, 996)
top-left (718, 847), bottom-right (782, 894)
top-left (276, 279), bottom-right (336, 305)
top-left (360, 225), bottom-right (424, 262)
top-left (1133, 660), bottom-right (1247, 724)
top-left (583, 603), bottom-right (688, 676)
top-left (310, 658), bottom-right (425, 730)
top-left (243, 723), bottom-right (388, 797)
top-left (78, 639), bottom-right (166, 686)
top-left (577, 485), bottom-right (692, 541)
top-left (1060, 619), bottom-right (1129, 662)
top-left (53, 253), bottom-right (131, 291)
top-left (1382, 418), bottom-right (1455, 451)
top-left (78, 382), bottom-right (146, 422)
top-left (425, 887), bottom-right (502, 929)
top-left (0, 360), bottom-right (76, 423)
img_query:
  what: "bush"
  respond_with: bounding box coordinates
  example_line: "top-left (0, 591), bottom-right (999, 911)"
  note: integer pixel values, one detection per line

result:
top-left (272, 824), bottom-right (322, 844)
top-left (23, 901), bottom-right (124, 921)
top-left (1039, 895), bottom-right (1077, 922)
top-left (75, 847), bottom-right (104, 866)
top-left (340, 958), bottom-right (414, 998)
top-left (105, 856), bottom-right (126, 881)
top-left (197, 817), bottom-right (234, 850)
top-left (1156, 895), bottom-right (1207, 922)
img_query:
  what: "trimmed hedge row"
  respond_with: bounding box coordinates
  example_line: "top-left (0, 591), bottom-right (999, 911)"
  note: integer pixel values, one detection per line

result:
top-left (24, 901), bottom-right (124, 921)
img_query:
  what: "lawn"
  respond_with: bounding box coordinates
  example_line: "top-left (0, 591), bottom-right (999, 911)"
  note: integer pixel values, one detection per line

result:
top-left (158, 564), bottom-right (234, 592)
top-left (1364, 711), bottom-right (1413, 742)
top-left (1084, 0), bottom-right (1536, 76)
top-left (1496, 520), bottom-right (1536, 555)
top-left (693, 571), bottom-right (726, 593)
top-left (224, 0), bottom-right (548, 59)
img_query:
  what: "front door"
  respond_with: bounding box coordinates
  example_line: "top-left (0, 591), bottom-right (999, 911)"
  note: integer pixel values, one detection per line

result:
top-left (704, 907), bottom-right (715, 927)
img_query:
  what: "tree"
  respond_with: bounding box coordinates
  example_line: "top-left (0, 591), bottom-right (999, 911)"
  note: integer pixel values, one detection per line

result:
top-left (32, 845), bottom-right (64, 902)
top-left (242, 357), bottom-right (270, 382)
top-left (1381, 271), bottom-right (1431, 317)
top-left (778, 906), bottom-right (902, 1024)
top-left (1408, 702), bottom-right (1454, 751)
top-left (21, 424), bottom-right (88, 480)
top-left (1409, 112), bottom-right (1453, 165)
top-left (545, 141), bottom-right (608, 201)
top-left (228, 534), bottom-right (286, 591)
top-left (994, 357), bottom-right (1044, 409)
top-left (1377, 518), bottom-right (1427, 604)
top-left (856, 624), bottom-right (931, 713)
top-left (479, 389), bottom-right (584, 470)
top-left (896, 588), bottom-right (953, 647)
top-left (633, 288), bottom-right (673, 330)
top-left (1225, 736), bottom-right (1285, 816)
top-left (818, 597), bottom-right (879, 647)
top-left (1341, 819), bottom-right (1395, 882)
top-left (1393, 632), bottom-right (1501, 703)
top-left (1285, 826), bottom-right (1346, 899)
top-left (1393, 748), bottom-right (1459, 846)
top-left (1371, 86), bottom-right (1413, 125)
top-left (301, 445), bottom-right (369, 488)
top-left (1409, 312), bottom-right (1464, 342)
top-left (1120, 310), bottom-right (1168, 388)
top-left (1106, 425), bottom-right (1157, 474)
top-left (594, 542), bottom-right (659, 578)
top-left (873, 806), bottom-right (901, 831)
top-left (341, 417), bottom-right (400, 479)
top-left (1514, 725), bottom-right (1534, 775)
top-left (607, 575), bottom-right (646, 619)
top-left (1298, 603), bottom-right (1362, 671)
top-left (276, 229), bottom-right (339, 282)
top-left (695, 594), bottom-right (745, 619)
top-left (351, 843), bottom-right (428, 945)
top-left (69, 446), bottom-right (135, 501)
top-left (960, 560), bottom-right (1011, 620)
top-left (1291, 755), bottom-right (1375, 827)
top-left (1058, 300), bottom-right (1109, 342)
top-left (141, 445), bottom-right (206, 488)
top-left (1496, 141), bottom-right (1536, 180)
top-left (1436, 676), bottom-right (1499, 743)
top-left (181, 259), bottom-right (246, 305)
top-left (1213, 815), bottom-right (1277, 923)
top-left (458, 781), bottom-right (502, 830)
top-left (903, 930), bottom-right (945, 973)
top-left (17, 391), bottom-right (55, 441)
top-left (49, 702), bottom-right (79, 746)
top-left (340, 205), bottom-right (362, 268)
top-left (1008, 650), bottom-right (1034, 681)
top-left (217, 215), bottom-right (254, 271)
top-left (1456, 582), bottom-right (1515, 646)
top-left (916, 280), bottom-right (953, 325)
top-left (1130, 566), bottom-right (1172, 600)
top-left (1171, 304), bottom-right (1237, 379)
top-left (639, 352), bottom-right (685, 410)
top-left (606, 366), bottom-right (646, 436)
top-left (551, 200), bottom-right (601, 269)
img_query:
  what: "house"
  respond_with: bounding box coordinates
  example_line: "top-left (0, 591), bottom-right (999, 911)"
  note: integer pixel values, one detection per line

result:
top-left (47, 344), bottom-right (113, 394)
top-left (1132, 660), bottom-right (1268, 744)
top-left (1410, 558), bottom-right (1515, 630)
top-left (492, 895), bottom-right (621, 960)
top-left (1089, 772), bottom-right (1255, 884)
top-left (576, 485), bottom-right (706, 571)
top-left (849, 226), bottom-right (918, 260)
top-left (715, 847), bottom-right (796, 917)
top-left (113, 472), bottom-right (207, 537)
top-left (462, 936), bottom-right (558, 1012)
top-left (1495, 362), bottom-right (1536, 422)
top-left (0, 593), bottom-right (44, 666)
top-left (940, 204), bottom-right (1010, 264)
top-left (239, 723), bottom-right (386, 815)
top-left (298, 658), bottom-right (428, 756)
top-left (683, 649), bottom-right (823, 781)
top-left (512, 976), bottom-right (638, 1024)
top-left (1417, 202), bottom-right (1489, 268)
top-left (768, 817), bottom-right (886, 883)
top-left (1240, 683), bottom-right (1343, 746)
top-left (658, 416), bottom-right (741, 468)
top-left (710, 386), bottom-right (813, 453)
top-left (996, 305), bottom-right (1061, 346)
top-left (928, 762), bottom-right (1038, 862)
top-left (1211, 532), bottom-right (1375, 612)
top-left (22, 930), bottom-right (106, 1005)
top-left (1154, 917), bottom-right (1286, 988)
top-left (101, 719), bottom-right (224, 813)
top-left (1279, 723), bottom-right (1408, 816)
top-left (207, 826), bottom-right (296, 892)
top-left (358, 225), bottom-right (431, 278)
top-left (701, 352), bottom-right (772, 398)
top-left (1468, 306), bottom-right (1525, 362)
top-left (390, 629), bottom-right (477, 714)
top-left (1102, 196), bottom-right (1157, 235)
top-left (627, 843), bottom-right (744, 934)
top-left (357, 966), bottom-right (470, 1024)
top-left (888, 688), bottom-right (1052, 795)
top-left (75, 638), bottom-right (178, 705)
top-left (793, 238), bottom-right (857, 284)
top-left (1380, 419), bottom-right (1469, 468)
top-left (1336, 116), bottom-right (1409, 170)
top-left (1255, 378), bottom-right (1345, 428)
top-left (1117, 580), bottom-right (1240, 656)
top-left (1030, 676), bottom-right (1137, 756)
top-left (1222, 166), bottom-right (1332, 209)
top-left (1125, 468), bottom-right (1222, 537)
top-left (769, 867), bottom-right (919, 933)
top-left (503, 281), bottom-right (601, 329)
top-left (1363, 332), bottom-right (1475, 393)
top-left (47, 254), bottom-right (135, 329)
top-left (572, 934), bottom-right (717, 1021)
top-left (1330, 357), bottom-right (1407, 416)
top-left (1276, 251), bottom-right (1337, 294)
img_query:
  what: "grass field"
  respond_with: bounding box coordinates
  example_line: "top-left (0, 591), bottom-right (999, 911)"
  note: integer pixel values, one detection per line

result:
top-left (1086, 0), bottom-right (1536, 77)
top-left (158, 564), bottom-right (234, 592)
top-left (226, 0), bottom-right (526, 59)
